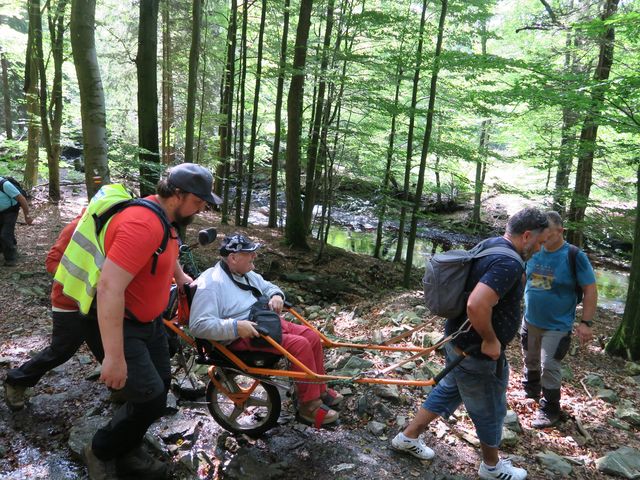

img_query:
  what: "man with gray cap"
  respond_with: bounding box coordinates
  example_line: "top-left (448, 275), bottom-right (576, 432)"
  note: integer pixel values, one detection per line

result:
top-left (81, 163), bottom-right (221, 479)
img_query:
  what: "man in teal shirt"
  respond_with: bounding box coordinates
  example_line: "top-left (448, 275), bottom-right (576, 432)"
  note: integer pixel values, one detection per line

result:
top-left (0, 177), bottom-right (33, 266)
top-left (521, 211), bottom-right (597, 428)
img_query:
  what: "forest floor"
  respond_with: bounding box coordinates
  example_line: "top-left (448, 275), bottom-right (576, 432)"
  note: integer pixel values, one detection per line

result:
top-left (0, 183), bottom-right (638, 480)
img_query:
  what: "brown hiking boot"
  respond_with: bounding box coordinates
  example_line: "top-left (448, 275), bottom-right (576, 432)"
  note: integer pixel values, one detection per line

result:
top-left (116, 445), bottom-right (168, 479)
top-left (83, 445), bottom-right (118, 480)
top-left (4, 382), bottom-right (26, 411)
top-left (531, 409), bottom-right (560, 429)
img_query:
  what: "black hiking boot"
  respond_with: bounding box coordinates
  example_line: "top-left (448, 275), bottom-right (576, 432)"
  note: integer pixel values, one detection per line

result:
top-left (116, 445), bottom-right (168, 479)
top-left (532, 408), bottom-right (561, 428)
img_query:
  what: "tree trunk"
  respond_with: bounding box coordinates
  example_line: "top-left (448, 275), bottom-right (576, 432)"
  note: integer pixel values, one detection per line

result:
top-left (1, 53), bottom-right (12, 140)
top-left (394, 0), bottom-right (429, 263)
top-left (268, 0), bottom-right (290, 228)
top-left (606, 161), bottom-right (640, 360)
top-left (184, 0), bottom-right (202, 163)
top-left (235, 0), bottom-right (248, 226)
top-left (70, 0), bottom-right (110, 197)
top-left (302, 0), bottom-right (335, 232)
top-left (284, 0), bottom-right (313, 248)
top-left (161, 0), bottom-right (175, 165)
top-left (553, 25), bottom-right (580, 214)
top-left (566, 0), bottom-right (619, 247)
top-left (196, 7), bottom-right (210, 164)
top-left (472, 119), bottom-right (490, 227)
top-left (45, 0), bottom-right (68, 202)
top-left (403, 0), bottom-right (448, 287)
top-left (241, 0), bottom-right (267, 226)
top-left (137, 0), bottom-right (160, 196)
top-left (24, 0), bottom-right (41, 189)
top-left (374, 63), bottom-right (403, 259)
top-left (219, 0), bottom-right (237, 224)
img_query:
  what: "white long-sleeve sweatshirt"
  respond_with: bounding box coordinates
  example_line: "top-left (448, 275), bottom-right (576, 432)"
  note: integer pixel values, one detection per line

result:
top-left (188, 260), bottom-right (284, 344)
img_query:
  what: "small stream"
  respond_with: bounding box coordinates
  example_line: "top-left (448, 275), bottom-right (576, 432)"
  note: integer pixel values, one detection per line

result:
top-left (323, 225), bottom-right (629, 314)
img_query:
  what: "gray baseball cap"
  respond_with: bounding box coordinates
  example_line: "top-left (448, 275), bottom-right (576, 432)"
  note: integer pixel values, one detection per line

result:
top-left (167, 163), bottom-right (222, 205)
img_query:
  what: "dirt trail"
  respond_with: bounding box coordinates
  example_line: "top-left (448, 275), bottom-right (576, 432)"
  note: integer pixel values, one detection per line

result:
top-left (0, 188), bottom-right (637, 479)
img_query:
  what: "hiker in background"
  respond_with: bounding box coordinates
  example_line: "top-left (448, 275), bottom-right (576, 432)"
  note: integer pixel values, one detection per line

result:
top-left (60, 163), bottom-right (220, 480)
top-left (4, 211), bottom-right (105, 411)
top-left (189, 233), bottom-right (344, 428)
top-left (0, 176), bottom-right (33, 266)
top-left (521, 211), bottom-right (597, 428)
top-left (391, 207), bottom-right (549, 480)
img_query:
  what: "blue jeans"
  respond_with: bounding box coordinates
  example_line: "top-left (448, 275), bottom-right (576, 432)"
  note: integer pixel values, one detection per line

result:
top-left (423, 343), bottom-right (508, 447)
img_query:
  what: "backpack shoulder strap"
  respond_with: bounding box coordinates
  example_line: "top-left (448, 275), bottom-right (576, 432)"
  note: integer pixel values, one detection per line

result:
top-left (94, 197), bottom-right (174, 275)
top-left (568, 244), bottom-right (578, 278)
top-left (473, 245), bottom-right (525, 268)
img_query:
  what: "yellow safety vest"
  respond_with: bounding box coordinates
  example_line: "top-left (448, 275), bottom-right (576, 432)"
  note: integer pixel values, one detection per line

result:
top-left (54, 184), bottom-right (171, 314)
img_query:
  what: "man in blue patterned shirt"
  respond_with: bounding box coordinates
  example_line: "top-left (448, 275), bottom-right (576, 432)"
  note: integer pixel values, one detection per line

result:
top-left (391, 208), bottom-right (549, 480)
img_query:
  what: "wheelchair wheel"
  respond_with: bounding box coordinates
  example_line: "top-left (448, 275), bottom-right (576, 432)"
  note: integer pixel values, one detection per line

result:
top-left (206, 369), bottom-right (281, 437)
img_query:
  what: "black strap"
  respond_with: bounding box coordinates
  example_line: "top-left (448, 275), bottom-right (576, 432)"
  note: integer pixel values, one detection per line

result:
top-left (94, 198), bottom-right (175, 275)
top-left (220, 260), bottom-right (263, 298)
top-left (568, 243), bottom-right (583, 300)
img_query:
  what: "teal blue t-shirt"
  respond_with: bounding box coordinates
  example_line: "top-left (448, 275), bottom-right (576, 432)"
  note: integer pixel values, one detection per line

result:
top-left (524, 242), bottom-right (596, 331)
top-left (0, 177), bottom-right (20, 211)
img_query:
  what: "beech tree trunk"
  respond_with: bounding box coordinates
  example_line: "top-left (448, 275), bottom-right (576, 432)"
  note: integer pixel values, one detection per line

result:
top-left (284, 0), bottom-right (313, 248)
top-left (404, 0), bottom-right (448, 286)
top-left (235, 1), bottom-right (248, 225)
top-left (161, 0), bottom-right (175, 164)
top-left (137, 0), bottom-right (160, 196)
top-left (566, 0), bottom-right (619, 247)
top-left (268, 0), bottom-right (290, 228)
top-left (302, 0), bottom-right (335, 232)
top-left (394, 0), bottom-right (429, 263)
top-left (219, 0), bottom-right (237, 224)
top-left (70, 0), bottom-right (110, 197)
top-left (184, 0), bottom-right (202, 163)
top-left (241, 0), bottom-right (267, 226)
top-left (1, 52), bottom-right (12, 140)
top-left (24, 0), bottom-right (41, 189)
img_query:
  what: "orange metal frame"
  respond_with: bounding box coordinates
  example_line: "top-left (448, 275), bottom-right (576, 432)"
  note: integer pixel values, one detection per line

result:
top-left (163, 304), bottom-right (446, 392)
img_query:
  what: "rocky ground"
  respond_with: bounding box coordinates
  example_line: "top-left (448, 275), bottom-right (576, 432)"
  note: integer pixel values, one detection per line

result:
top-left (0, 185), bottom-right (639, 479)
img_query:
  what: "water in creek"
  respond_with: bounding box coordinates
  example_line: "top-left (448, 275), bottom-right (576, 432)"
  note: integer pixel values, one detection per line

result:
top-left (323, 226), bottom-right (629, 313)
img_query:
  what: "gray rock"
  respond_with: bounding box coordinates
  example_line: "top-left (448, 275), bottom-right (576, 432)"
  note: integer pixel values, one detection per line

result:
top-left (368, 420), bottom-right (387, 435)
top-left (177, 450), bottom-right (199, 473)
top-left (596, 446), bottom-right (640, 479)
top-left (77, 354), bottom-right (93, 365)
top-left (596, 388), bottom-right (619, 404)
top-left (500, 427), bottom-right (519, 447)
top-left (223, 449), bottom-right (286, 479)
top-left (607, 418), bottom-right (631, 431)
top-left (616, 404), bottom-right (640, 427)
top-left (396, 415), bottom-right (407, 428)
top-left (330, 463), bottom-right (356, 474)
top-left (535, 451), bottom-right (573, 476)
top-left (334, 356), bottom-right (374, 376)
top-left (373, 384), bottom-right (400, 402)
top-left (67, 415), bottom-right (110, 458)
top-left (504, 410), bottom-right (523, 433)
top-left (583, 373), bottom-right (605, 389)
top-left (86, 365), bottom-right (101, 381)
top-left (624, 362), bottom-right (640, 376)
top-left (632, 375), bottom-right (640, 385)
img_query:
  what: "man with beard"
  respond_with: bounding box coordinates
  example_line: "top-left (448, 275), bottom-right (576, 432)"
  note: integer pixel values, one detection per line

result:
top-left (391, 207), bottom-right (549, 480)
top-left (73, 163), bottom-right (220, 479)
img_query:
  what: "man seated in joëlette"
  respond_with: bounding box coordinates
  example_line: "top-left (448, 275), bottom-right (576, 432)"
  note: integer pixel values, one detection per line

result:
top-left (188, 233), bottom-right (343, 428)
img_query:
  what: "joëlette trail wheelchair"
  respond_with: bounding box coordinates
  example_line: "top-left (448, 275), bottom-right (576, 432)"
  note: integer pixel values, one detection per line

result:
top-left (163, 228), bottom-right (477, 437)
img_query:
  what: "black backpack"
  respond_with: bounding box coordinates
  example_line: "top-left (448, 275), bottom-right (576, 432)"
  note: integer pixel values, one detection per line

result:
top-left (567, 244), bottom-right (584, 304)
top-left (0, 176), bottom-right (30, 200)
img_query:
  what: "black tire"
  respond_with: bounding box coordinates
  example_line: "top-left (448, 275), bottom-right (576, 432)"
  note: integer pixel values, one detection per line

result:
top-left (206, 370), bottom-right (281, 437)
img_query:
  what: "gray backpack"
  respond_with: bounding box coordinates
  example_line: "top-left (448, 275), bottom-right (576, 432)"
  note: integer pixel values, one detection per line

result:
top-left (423, 240), bottom-right (525, 319)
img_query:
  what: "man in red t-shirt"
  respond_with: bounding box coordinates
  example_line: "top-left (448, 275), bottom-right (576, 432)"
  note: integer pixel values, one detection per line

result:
top-left (4, 210), bottom-right (105, 411)
top-left (84, 164), bottom-right (220, 480)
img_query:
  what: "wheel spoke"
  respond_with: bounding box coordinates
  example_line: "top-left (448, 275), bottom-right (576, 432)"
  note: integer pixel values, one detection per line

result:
top-left (228, 405), bottom-right (245, 422)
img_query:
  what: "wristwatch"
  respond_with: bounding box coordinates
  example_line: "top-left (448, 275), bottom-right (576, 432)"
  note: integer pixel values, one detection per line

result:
top-left (580, 320), bottom-right (593, 328)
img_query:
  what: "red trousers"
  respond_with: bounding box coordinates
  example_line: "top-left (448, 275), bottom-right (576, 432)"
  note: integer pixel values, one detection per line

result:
top-left (230, 319), bottom-right (327, 403)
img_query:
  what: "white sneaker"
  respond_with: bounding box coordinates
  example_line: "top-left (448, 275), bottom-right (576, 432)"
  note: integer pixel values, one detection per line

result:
top-left (478, 458), bottom-right (527, 480)
top-left (390, 432), bottom-right (435, 460)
